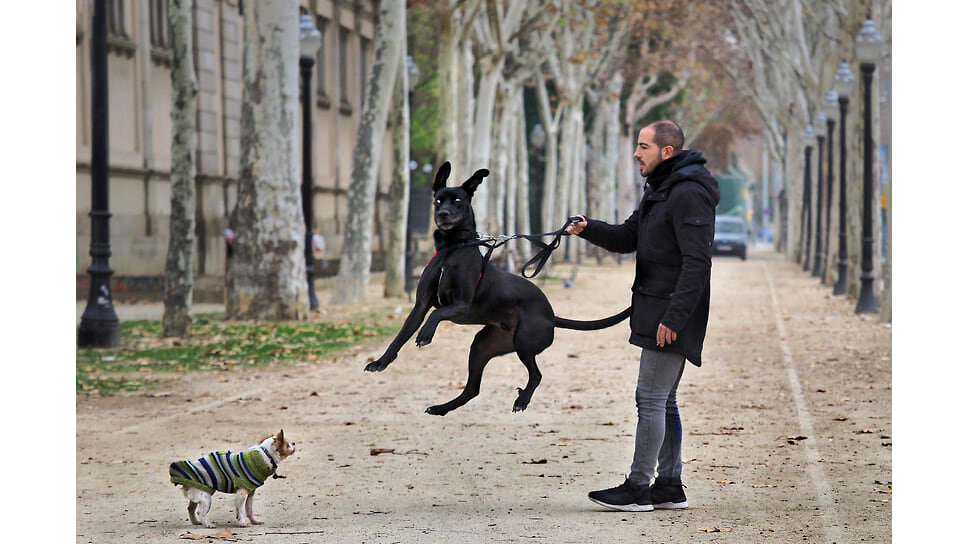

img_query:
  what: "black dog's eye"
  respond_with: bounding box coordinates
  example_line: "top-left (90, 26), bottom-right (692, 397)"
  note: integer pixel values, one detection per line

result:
top-left (434, 199), bottom-right (441, 205)
top-left (454, 199), bottom-right (461, 203)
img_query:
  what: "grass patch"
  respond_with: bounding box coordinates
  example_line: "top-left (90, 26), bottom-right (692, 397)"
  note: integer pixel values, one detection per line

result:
top-left (76, 309), bottom-right (401, 396)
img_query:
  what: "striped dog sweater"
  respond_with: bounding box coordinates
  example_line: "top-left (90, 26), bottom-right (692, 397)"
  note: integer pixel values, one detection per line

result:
top-left (169, 448), bottom-right (276, 495)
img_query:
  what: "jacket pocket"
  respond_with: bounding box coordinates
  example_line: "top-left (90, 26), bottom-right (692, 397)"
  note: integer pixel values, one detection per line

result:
top-left (681, 216), bottom-right (714, 248)
top-left (683, 216), bottom-right (712, 227)
top-left (631, 286), bottom-right (672, 338)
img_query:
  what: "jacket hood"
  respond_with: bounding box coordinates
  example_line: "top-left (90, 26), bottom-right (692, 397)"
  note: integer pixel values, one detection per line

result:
top-left (646, 149), bottom-right (720, 204)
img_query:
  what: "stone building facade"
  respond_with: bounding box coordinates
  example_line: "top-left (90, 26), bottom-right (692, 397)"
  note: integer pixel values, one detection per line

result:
top-left (76, 0), bottom-right (392, 300)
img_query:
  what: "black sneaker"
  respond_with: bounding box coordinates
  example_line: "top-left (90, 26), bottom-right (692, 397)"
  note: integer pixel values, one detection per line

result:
top-left (588, 478), bottom-right (653, 512)
top-left (651, 476), bottom-right (689, 509)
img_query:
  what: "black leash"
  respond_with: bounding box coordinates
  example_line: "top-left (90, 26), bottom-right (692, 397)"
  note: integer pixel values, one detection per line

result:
top-left (435, 217), bottom-right (582, 290)
top-left (455, 216), bottom-right (582, 279)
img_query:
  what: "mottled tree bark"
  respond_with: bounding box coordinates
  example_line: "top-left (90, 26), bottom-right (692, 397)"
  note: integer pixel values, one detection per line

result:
top-left (332, 0), bottom-right (405, 305)
top-left (226, 0), bottom-right (307, 320)
top-left (384, 40), bottom-right (410, 299)
top-left (162, 0), bottom-right (197, 337)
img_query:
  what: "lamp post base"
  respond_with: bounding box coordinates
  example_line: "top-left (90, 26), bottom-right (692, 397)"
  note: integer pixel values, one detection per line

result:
top-left (855, 277), bottom-right (879, 313)
top-left (77, 296), bottom-right (121, 348)
top-left (833, 263), bottom-right (848, 295)
top-left (307, 265), bottom-right (319, 310)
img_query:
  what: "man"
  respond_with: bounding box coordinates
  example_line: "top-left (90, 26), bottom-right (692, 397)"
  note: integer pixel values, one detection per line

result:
top-left (567, 120), bottom-right (719, 512)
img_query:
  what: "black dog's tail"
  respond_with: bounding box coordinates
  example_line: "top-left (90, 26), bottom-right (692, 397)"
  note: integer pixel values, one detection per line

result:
top-left (554, 306), bottom-right (631, 331)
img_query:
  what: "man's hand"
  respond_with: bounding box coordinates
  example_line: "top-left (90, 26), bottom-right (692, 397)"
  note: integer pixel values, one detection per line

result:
top-left (566, 215), bottom-right (587, 235)
top-left (656, 323), bottom-right (677, 347)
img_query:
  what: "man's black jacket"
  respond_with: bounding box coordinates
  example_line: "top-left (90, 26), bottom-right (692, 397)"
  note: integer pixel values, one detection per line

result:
top-left (578, 150), bottom-right (720, 366)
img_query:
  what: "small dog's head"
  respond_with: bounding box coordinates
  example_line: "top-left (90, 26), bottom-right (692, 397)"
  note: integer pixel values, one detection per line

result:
top-left (431, 161), bottom-right (489, 232)
top-left (260, 429), bottom-right (296, 462)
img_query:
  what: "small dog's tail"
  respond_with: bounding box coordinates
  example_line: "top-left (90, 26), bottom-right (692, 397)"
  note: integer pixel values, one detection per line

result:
top-left (554, 306), bottom-right (631, 331)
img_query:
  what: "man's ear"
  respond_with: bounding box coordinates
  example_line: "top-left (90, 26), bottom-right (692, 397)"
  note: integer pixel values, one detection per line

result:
top-left (433, 161), bottom-right (451, 193)
top-left (661, 146), bottom-right (675, 160)
top-left (461, 169), bottom-right (489, 196)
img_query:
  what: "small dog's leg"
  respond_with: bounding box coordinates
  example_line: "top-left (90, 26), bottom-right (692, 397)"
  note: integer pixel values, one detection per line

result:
top-left (195, 493), bottom-right (215, 528)
top-left (235, 489), bottom-right (251, 527)
top-left (244, 492), bottom-right (263, 525)
top-left (187, 500), bottom-right (201, 526)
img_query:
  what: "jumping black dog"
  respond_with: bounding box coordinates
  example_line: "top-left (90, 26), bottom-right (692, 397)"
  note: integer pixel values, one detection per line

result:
top-left (365, 162), bottom-right (630, 415)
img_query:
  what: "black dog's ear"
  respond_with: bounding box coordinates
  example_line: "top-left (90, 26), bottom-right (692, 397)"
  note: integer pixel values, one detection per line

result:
top-left (432, 161), bottom-right (451, 193)
top-left (461, 169), bottom-right (489, 196)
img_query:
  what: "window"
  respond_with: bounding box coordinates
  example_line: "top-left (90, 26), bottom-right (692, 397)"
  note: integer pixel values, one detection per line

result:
top-left (148, 0), bottom-right (171, 64)
top-left (106, 0), bottom-right (127, 38)
top-left (316, 16), bottom-right (329, 108)
top-left (149, 0), bottom-right (169, 49)
top-left (338, 26), bottom-right (351, 114)
top-left (359, 37), bottom-right (370, 110)
top-left (105, 0), bottom-right (136, 57)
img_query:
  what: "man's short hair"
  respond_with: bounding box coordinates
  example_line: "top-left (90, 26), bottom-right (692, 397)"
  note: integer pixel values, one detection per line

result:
top-left (647, 120), bottom-right (684, 154)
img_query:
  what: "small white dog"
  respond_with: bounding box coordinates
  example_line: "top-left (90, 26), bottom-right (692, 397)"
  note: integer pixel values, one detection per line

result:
top-left (169, 430), bottom-right (296, 528)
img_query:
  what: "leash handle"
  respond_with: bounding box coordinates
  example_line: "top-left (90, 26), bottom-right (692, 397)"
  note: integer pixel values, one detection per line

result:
top-left (519, 217), bottom-right (574, 279)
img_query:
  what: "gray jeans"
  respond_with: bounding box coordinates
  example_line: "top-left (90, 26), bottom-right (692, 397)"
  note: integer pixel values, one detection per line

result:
top-left (628, 349), bottom-right (686, 487)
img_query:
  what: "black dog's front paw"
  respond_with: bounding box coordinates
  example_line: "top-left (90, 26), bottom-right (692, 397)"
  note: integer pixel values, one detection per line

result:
top-left (415, 323), bottom-right (437, 347)
top-left (365, 354), bottom-right (395, 372)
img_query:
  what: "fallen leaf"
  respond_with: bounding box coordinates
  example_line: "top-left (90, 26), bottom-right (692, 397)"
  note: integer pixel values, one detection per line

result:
top-left (716, 479), bottom-right (735, 485)
top-left (524, 459), bottom-right (548, 464)
top-left (698, 527), bottom-right (730, 533)
top-left (180, 529), bottom-right (236, 540)
top-left (370, 448), bottom-right (395, 456)
top-left (833, 416), bottom-right (849, 422)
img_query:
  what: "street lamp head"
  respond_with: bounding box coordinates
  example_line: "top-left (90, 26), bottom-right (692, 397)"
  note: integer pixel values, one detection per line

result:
top-left (855, 19), bottom-right (883, 64)
top-left (422, 163), bottom-right (433, 174)
top-left (299, 14), bottom-right (322, 60)
top-left (530, 123), bottom-right (546, 149)
top-left (834, 60), bottom-right (854, 97)
top-left (823, 90), bottom-right (839, 119)
top-left (814, 111), bottom-right (827, 135)
top-left (406, 55), bottom-right (419, 93)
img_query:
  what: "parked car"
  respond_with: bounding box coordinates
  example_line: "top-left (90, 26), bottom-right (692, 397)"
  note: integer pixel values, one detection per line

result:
top-left (713, 215), bottom-right (750, 260)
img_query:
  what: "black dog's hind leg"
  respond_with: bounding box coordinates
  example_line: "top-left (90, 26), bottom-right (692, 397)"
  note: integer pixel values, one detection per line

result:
top-left (509, 312), bottom-right (554, 412)
top-left (426, 324), bottom-right (514, 416)
top-left (512, 350), bottom-right (542, 412)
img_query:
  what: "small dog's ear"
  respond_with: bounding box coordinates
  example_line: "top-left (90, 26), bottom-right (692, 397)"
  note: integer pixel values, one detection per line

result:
top-left (432, 161), bottom-right (451, 193)
top-left (461, 169), bottom-right (489, 196)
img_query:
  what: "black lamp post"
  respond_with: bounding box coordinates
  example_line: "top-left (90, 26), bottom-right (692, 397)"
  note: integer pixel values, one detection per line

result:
top-left (832, 60), bottom-right (853, 295)
top-left (855, 18), bottom-right (883, 314)
top-left (812, 111), bottom-right (826, 277)
top-left (800, 123), bottom-right (814, 271)
top-left (822, 91), bottom-right (838, 284)
top-left (299, 14), bottom-right (322, 310)
top-left (78, 0), bottom-right (121, 348)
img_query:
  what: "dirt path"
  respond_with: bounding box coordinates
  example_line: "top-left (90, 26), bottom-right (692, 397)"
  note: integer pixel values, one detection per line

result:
top-left (76, 248), bottom-right (891, 543)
